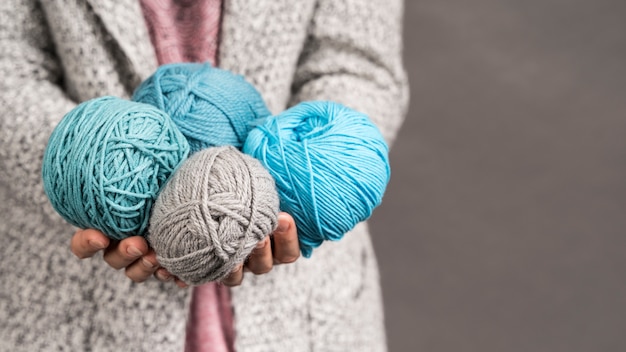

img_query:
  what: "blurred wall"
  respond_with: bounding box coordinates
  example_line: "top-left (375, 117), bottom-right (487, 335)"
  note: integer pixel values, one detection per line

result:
top-left (370, 1), bottom-right (626, 351)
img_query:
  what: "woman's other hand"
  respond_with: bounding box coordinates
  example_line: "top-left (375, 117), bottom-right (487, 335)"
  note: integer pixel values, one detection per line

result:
top-left (221, 212), bottom-right (300, 286)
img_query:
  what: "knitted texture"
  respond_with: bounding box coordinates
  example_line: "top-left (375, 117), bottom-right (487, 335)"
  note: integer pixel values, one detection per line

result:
top-left (148, 146), bottom-right (279, 285)
top-left (132, 62), bottom-right (271, 153)
top-left (0, 1), bottom-right (407, 351)
top-left (42, 96), bottom-right (190, 239)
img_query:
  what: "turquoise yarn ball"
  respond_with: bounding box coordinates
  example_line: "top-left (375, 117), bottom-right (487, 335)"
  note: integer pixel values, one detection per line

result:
top-left (42, 96), bottom-right (190, 240)
top-left (132, 62), bottom-right (271, 154)
top-left (243, 101), bottom-right (390, 257)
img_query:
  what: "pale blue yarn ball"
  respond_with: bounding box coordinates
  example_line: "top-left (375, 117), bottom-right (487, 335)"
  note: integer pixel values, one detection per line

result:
top-left (132, 62), bottom-right (271, 154)
top-left (243, 101), bottom-right (390, 257)
top-left (42, 96), bottom-right (190, 240)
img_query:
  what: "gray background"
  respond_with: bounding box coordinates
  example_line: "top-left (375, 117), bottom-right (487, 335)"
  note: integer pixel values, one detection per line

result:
top-left (369, 0), bottom-right (626, 351)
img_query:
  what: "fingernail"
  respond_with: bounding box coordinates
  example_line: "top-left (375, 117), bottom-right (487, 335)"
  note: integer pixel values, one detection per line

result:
top-left (89, 240), bottom-right (107, 250)
top-left (276, 216), bottom-right (289, 233)
top-left (156, 271), bottom-right (172, 282)
top-left (142, 257), bottom-right (155, 269)
top-left (256, 238), bottom-right (268, 249)
top-left (127, 246), bottom-right (143, 257)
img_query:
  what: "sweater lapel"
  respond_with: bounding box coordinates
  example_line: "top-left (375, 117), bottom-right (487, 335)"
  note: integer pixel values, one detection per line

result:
top-left (87, 0), bottom-right (158, 81)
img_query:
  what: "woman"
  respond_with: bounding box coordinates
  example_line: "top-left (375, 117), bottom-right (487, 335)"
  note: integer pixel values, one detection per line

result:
top-left (0, 0), bottom-right (408, 351)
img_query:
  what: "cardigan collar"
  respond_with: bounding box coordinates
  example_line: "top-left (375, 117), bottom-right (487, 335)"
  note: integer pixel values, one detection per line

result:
top-left (87, 0), bottom-right (158, 81)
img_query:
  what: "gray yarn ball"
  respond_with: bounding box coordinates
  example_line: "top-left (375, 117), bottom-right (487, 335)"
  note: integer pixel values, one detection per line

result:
top-left (148, 146), bottom-right (279, 285)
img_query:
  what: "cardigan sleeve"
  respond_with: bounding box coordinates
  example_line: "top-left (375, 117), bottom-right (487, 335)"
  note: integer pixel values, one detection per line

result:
top-left (0, 0), bottom-right (76, 207)
top-left (289, 0), bottom-right (409, 147)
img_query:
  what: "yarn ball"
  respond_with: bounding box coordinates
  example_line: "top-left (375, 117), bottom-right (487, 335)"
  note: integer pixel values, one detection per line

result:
top-left (148, 146), bottom-right (279, 285)
top-left (243, 101), bottom-right (390, 257)
top-left (42, 96), bottom-right (190, 240)
top-left (132, 62), bottom-right (271, 154)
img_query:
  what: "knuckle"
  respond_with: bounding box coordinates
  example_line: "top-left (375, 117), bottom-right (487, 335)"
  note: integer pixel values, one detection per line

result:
top-left (254, 266), bottom-right (272, 275)
top-left (223, 280), bottom-right (241, 287)
top-left (70, 240), bottom-right (87, 259)
top-left (110, 263), bottom-right (125, 270)
top-left (155, 269), bottom-right (173, 282)
top-left (279, 254), bottom-right (299, 264)
top-left (71, 248), bottom-right (87, 259)
top-left (104, 257), bottom-right (124, 270)
top-left (141, 257), bottom-right (157, 270)
top-left (130, 276), bottom-right (147, 283)
top-left (222, 276), bottom-right (243, 287)
top-left (126, 269), bottom-right (148, 283)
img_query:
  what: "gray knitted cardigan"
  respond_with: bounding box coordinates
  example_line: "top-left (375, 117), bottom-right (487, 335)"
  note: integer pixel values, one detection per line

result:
top-left (0, 0), bottom-right (408, 351)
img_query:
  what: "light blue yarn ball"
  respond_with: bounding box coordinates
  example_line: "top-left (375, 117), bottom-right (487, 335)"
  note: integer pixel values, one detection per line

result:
top-left (132, 62), bottom-right (271, 154)
top-left (42, 96), bottom-right (190, 240)
top-left (243, 101), bottom-right (390, 257)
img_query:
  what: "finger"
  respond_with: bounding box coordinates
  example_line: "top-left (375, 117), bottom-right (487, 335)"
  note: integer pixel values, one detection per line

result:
top-left (245, 237), bottom-right (273, 275)
top-left (154, 268), bottom-right (188, 288)
top-left (155, 267), bottom-right (174, 282)
top-left (221, 264), bottom-right (244, 287)
top-left (174, 278), bottom-right (189, 288)
top-left (103, 236), bottom-right (149, 270)
top-left (273, 213), bottom-right (300, 264)
top-left (70, 229), bottom-right (110, 259)
top-left (125, 249), bottom-right (159, 283)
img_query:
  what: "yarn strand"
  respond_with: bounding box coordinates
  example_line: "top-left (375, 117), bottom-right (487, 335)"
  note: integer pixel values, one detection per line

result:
top-left (42, 96), bottom-right (190, 239)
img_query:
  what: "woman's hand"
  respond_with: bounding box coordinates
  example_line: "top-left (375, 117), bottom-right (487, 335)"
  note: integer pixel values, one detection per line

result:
top-left (70, 227), bottom-right (190, 287)
top-left (221, 213), bottom-right (300, 286)
top-left (69, 212), bottom-right (300, 287)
